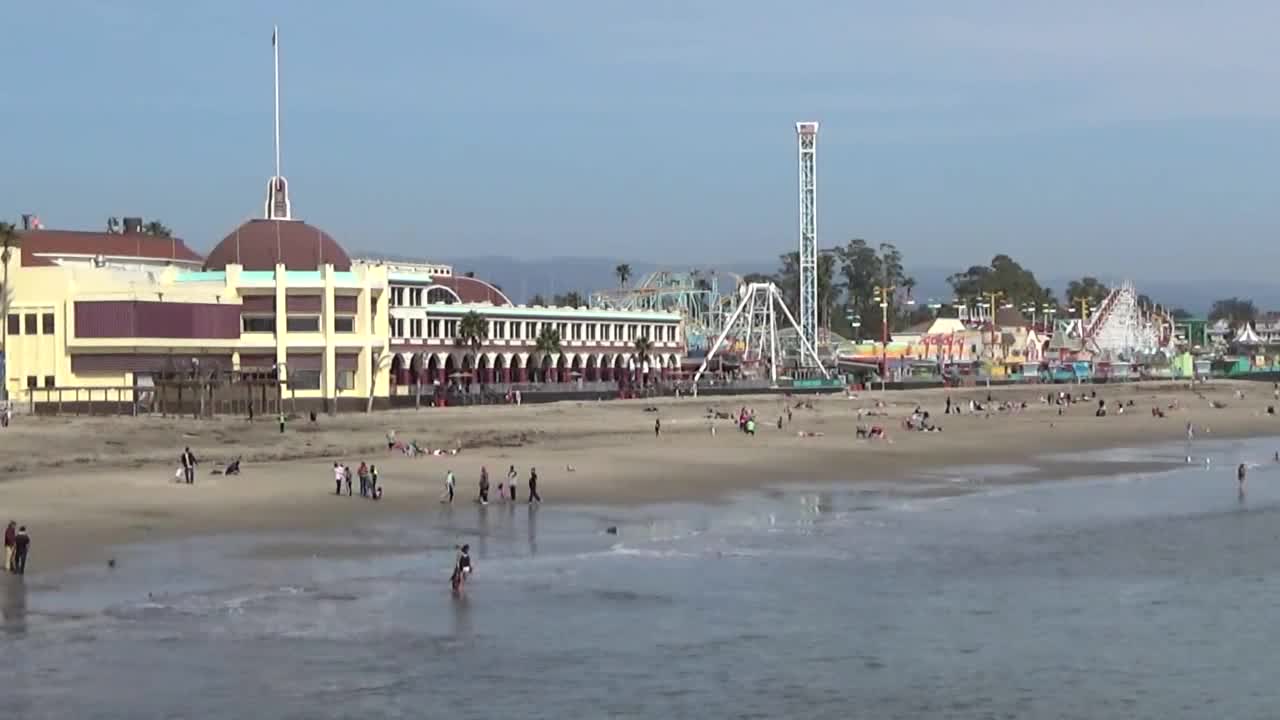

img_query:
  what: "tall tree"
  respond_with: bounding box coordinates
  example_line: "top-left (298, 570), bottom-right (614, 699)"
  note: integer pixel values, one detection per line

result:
top-left (142, 220), bottom-right (172, 237)
top-left (948, 254), bottom-right (1054, 308)
top-left (1064, 276), bottom-right (1110, 309)
top-left (835, 239), bottom-right (915, 339)
top-left (633, 336), bottom-right (653, 386)
top-left (456, 310), bottom-right (488, 356)
top-left (615, 263), bottom-right (632, 287)
top-left (534, 326), bottom-right (562, 382)
top-left (1208, 297), bottom-right (1257, 329)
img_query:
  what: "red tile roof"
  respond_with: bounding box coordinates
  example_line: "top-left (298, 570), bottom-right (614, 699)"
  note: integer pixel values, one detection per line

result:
top-left (20, 229), bottom-right (203, 267)
top-left (433, 275), bottom-right (511, 305)
top-left (204, 219), bottom-right (351, 272)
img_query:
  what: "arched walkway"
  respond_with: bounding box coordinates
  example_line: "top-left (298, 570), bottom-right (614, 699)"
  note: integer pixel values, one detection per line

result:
top-left (539, 354), bottom-right (554, 384)
top-left (584, 354), bottom-right (598, 382)
top-left (426, 354), bottom-right (441, 387)
top-left (476, 354), bottom-right (490, 385)
top-left (493, 354), bottom-right (507, 384)
top-left (444, 354), bottom-right (457, 387)
top-left (391, 353), bottom-right (406, 388)
top-left (614, 354), bottom-right (627, 386)
top-left (556, 354), bottom-right (569, 383)
top-left (510, 354), bottom-right (525, 384)
top-left (570, 354), bottom-right (583, 382)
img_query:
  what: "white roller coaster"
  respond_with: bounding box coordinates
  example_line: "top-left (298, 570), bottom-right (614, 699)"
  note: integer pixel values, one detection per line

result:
top-left (1076, 281), bottom-right (1176, 359)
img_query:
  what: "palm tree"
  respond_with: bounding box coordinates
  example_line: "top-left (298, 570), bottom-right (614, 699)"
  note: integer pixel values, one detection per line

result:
top-left (633, 336), bottom-right (653, 386)
top-left (0, 222), bottom-right (16, 400)
top-left (534, 326), bottom-right (562, 383)
top-left (456, 311), bottom-right (488, 384)
top-left (143, 220), bottom-right (172, 237)
top-left (615, 263), bottom-right (632, 288)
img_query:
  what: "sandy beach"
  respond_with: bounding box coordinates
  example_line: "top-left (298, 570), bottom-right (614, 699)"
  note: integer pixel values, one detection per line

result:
top-left (2, 380), bottom-right (1277, 575)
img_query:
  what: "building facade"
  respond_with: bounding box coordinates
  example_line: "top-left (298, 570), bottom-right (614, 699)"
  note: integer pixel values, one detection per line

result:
top-left (1, 222), bottom-right (683, 410)
top-left (380, 261), bottom-right (685, 394)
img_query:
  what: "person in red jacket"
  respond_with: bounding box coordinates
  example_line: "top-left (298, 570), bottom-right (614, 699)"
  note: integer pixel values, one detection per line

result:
top-left (3, 521), bottom-right (15, 573)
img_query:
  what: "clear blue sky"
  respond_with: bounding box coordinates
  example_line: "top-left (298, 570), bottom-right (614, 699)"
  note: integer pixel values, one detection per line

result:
top-left (3, 1), bottom-right (1277, 279)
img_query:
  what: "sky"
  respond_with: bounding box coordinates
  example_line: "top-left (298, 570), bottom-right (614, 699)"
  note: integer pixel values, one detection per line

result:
top-left (2, 1), bottom-right (1278, 281)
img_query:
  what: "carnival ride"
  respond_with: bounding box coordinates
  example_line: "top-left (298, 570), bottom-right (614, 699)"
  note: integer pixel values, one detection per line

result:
top-left (1060, 281), bottom-right (1177, 360)
top-left (591, 270), bottom-right (736, 357)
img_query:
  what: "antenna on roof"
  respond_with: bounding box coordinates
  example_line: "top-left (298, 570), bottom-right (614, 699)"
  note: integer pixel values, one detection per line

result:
top-left (263, 24), bottom-right (292, 221)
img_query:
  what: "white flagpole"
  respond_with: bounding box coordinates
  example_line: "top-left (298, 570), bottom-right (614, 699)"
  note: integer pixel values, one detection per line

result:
top-left (273, 25), bottom-right (281, 179)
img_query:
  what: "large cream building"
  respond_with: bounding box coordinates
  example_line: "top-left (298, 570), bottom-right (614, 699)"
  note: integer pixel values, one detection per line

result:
top-left (1, 199), bottom-right (684, 412)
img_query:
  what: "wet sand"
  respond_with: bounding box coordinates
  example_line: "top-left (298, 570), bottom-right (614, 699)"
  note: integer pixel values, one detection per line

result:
top-left (1, 380), bottom-right (1276, 574)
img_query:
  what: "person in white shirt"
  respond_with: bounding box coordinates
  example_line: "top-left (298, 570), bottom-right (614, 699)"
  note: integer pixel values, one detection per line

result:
top-left (507, 465), bottom-right (519, 503)
top-left (443, 470), bottom-right (456, 503)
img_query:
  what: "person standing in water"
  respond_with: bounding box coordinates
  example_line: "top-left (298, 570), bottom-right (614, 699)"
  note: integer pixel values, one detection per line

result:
top-left (1238, 463), bottom-right (1248, 498)
top-left (528, 467), bottom-right (541, 503)
top-left (507, 466), bottom-right (519, 503)
top-left (13, 526), bottom-right (30, 575)
top-left (478, 466), bottom-right (490, 505)
top-left (654, 418), bottom-right (661, 437)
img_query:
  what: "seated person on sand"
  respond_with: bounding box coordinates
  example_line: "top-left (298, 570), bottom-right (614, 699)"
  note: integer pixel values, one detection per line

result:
top-left (225, 458), bottom-right (241, 475)
top-left (868, 425), bottom-right (887, 440)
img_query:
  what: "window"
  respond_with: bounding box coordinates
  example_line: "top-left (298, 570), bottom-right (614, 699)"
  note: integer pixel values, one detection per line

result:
top-left (336, 370), bottom-right (355, 390)
top-left (410, 288), bottom-right (423, 306)
top-left (493, 320), bottom-right (505, 340)
top-left (444, 319), bottom-right (457, 338)
top-left (286, 316), bottom-right (320, 333)
top-left (614, 324), bottom-right (624, 341)
top-left (525, 321), bottom-right (536, 339)
top-left (26, 376), bottom-right (36, 389)
top-left (334, 316), bottom-right (355, 333)
top-left (6, 314), bottom-right (18, 335)
top-left (242, 316), bottom-right (276, 333)
top-left (668, 325), bottom-right (676, 342)
top-left (428, 319), bottom-right (441, 338)
top-left (41, 313), bottom-right (55, 335)
top-left (288, 369), bottom-right (322, 390)
top-left (410, 319), bottom-right (422, 338)
top-left (391, 287), bottom-right (405, 307)
top-left (43, 376), bottom-right (55, 389)
top-left (24, 314), bottom-right (36, 334)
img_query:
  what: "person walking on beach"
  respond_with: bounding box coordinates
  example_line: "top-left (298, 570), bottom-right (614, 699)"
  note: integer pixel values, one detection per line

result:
top-left (344, 465), bottom-right (354, 497)
top-left (443, 470), bottom-right (456, 503)
top-left (180, 447), bottom-right (197, 485)
top-left (369, 465), bottom-right (380, 499)
top-left (333, 462), bottom-right (344, 495)
top-left (507, 465), bottom-right (519, 503)
top-left (655, 418), bottom-right (661, 437)
top-left (12, 526), bottom-right (30, 576)
top-left (278, 411), bottom-right (286, 434)
top-left (528, 467), bottom-right (541, 503)
top-left (358, 462), bottom-right (370, 498)
top-left (3, 521), bottom-right (15, 573)
top-left (479, 466), bottom-right (490, 505)
top-left (1237, 463), bottom-right (1248, 498)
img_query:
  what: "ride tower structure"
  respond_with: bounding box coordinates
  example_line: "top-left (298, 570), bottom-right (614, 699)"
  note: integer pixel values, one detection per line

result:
top-left (796, 122), bottom-right (819, 365)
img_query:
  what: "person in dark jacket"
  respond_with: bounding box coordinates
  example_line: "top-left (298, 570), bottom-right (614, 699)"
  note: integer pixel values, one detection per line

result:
top-left (180, 447), bottom-right (197, 484)
top-left (13, 526), bottom-right (30, 575)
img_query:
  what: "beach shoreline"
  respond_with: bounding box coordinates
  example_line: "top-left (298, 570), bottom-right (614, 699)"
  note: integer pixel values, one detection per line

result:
top-left (2, 380), bottom-right (1276, 576)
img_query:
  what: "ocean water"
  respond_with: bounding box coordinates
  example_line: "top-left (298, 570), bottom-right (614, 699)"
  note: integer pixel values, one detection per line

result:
top-left (4, 436), bottom-right (1280, 719)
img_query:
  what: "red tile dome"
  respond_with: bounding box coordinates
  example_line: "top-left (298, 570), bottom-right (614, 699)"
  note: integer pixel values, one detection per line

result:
top-left (204, 219), bottom-right (351, 271)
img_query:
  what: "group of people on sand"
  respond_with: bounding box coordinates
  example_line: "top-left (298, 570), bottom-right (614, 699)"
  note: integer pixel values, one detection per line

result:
top-left (442, 465), bottom-right (540, 505)
top-left (333, 461), bottom-right (382, 500)
top-left (3, 521), bottom-right (31, 576)
top-left (737, 407), bottom-right (758, 435)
